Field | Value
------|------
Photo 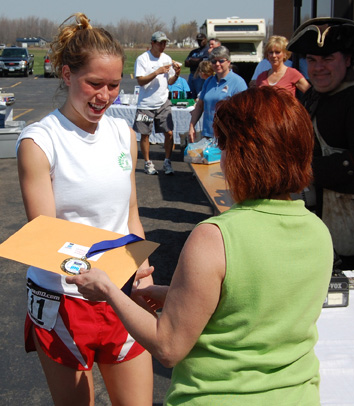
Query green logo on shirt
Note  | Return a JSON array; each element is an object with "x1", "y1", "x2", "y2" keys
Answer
[{"x1": 118, "y1": 152, "x2": 131, "y2": 171}]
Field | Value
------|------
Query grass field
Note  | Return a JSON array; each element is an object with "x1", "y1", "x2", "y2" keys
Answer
[
  {"x1": 30, "y1": 48, "x2": 191, "y2": 76},
  {"x1": 31, "y1": 48, "x2": 47, "y2": 75}
]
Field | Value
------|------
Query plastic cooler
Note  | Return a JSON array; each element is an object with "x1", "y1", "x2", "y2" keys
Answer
[{"x1": 0, "y1": 121, "x2": 26, "y2": 158}]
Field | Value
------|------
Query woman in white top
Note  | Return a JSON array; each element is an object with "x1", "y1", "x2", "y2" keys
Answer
[{"x1": 16, "y1": 13, "x2": 153, "y2": 406}]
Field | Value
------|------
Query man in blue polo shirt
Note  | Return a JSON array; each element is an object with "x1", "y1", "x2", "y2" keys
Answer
[{"x1": 189, "y1": 46, "x2": 247, "y2": 142}]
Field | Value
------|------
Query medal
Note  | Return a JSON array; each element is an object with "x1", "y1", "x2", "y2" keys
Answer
[
  {"x1": 60, "y1": 234, "x2": 143, "y2": 275},
  {"x1": 61, "y1": 257, "x2": 91, "y2": 275}
]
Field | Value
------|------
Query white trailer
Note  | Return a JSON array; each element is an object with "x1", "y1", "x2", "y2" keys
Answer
[{"x1": 200, "y1": 17, "x2": 266, "y2": 83}]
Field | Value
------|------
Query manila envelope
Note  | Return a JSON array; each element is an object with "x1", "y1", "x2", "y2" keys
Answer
[{"x1": 0, "y1": 215, "x2": 159, "y2": 289}]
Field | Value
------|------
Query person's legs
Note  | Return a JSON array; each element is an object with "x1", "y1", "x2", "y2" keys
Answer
[
  {"x1": 140, "y1": 134, "x2": 158, "y2": 174},
  {"x1": 99, "y1": 351, "x2": 153, "y2": 406},
  {"x1": 140, "y1": 134, "x2": 150, "y2": 162},
  {"x1": 33, "y1": 328, "x2": 95, "y2": 406},
  {"x1": 133, "y1": 109, "x2": 159, "y2": 174},
  {"x1": 155, "y1": 101, "x2": 174, "y2": 174},
  {"x1": 163, "y1": 132, "x2": 174, "y2": 174},
  {"x1": 164, "y1": 131, "x2": 173, "y2": 160}
]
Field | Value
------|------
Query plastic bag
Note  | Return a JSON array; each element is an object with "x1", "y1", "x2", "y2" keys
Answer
[{"x1": 184, "y1": 138, "x2": 221, "y2": 164}]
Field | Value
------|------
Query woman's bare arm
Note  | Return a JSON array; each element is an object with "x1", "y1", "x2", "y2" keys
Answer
[
  {"x1": 17, "y1": 138, "x2": 56, "y2": 221},
  {"x1": 67, "y1": 222, "x2": 226, "y2": 368}
]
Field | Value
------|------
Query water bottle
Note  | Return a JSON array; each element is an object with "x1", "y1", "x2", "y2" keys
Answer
[{"x1": 115, "y1": 89, "x2": 125, "y2": 105}]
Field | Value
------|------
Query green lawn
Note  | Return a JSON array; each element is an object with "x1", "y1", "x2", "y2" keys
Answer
[
  {"x1": 30, "y1": 47, "x2": 191, "y2": 77},
  {"x1": 31, "y1": 48, "x2": 47, "y2": 75}
]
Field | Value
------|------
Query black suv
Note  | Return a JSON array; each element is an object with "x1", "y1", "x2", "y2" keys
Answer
[{"x1": 0, "y1": 47, "x2": 34, "y2": 77}]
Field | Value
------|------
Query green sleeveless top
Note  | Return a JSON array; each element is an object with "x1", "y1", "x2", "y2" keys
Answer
[{"x1": 165, "y1": 199, "x2": 332, "y2": 406}]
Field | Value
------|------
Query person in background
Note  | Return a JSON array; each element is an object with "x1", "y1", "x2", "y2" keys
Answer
[
  {"x1": 133, "y1": 31, "x2": 181, "y2": 175},
  {"x1": 256, "y1": 35, "x2": 310, "y2": 97},
  {"x1": 208, "y1": 37, "x2": 221, "y2": 53},
  {"x1": 249, "y1": 57, "x2": 308, "y2": 88},
  {"x1": 68, "y1": 87, "x2": 333, "y2": 406},
  {"x1": 288, "y1": 17, "x2": 354, "y2": 268},
  {"x1": 185, "y1": 33, "x2": 209, "y2": 98},
  {"x1": 168, "y1": 75, "x2": 190, "y2": 98},
  {"x1": 193, "y1": 60, "x2": 215, "y2": 103},
  {"x1": 189, "y1": 46, "x2": 247, "y2": 143},
  {"x1": 194, "y1": 60, "x2": 214, "y2": 81},
  {"x1": 16, "y1": 13, "x2": 154, "y2": 406},
  {"x1": 249, "y1": 57, "x2": 293, "y2": 87}
]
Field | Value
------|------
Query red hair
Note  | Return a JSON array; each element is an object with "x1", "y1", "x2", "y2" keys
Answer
[{"x1": 213, "y1": 87, "x2": 314, "y2": 203}]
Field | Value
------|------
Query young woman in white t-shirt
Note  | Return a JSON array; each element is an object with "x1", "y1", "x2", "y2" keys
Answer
[{"x1": 16, "y1": 13, "x2": 153, "y2": 406}]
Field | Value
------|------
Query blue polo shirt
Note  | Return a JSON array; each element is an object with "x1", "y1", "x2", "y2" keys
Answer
[
  {"x1": 168, "y1": 77, "x2": 191, "y2": 93},
  {"x1": 200, "y1": 71, "x2": 247, "y2": 137}
]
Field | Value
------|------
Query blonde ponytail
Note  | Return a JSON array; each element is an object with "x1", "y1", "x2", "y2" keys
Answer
[{"x1": 50, "y1": 12, "x2": 124, "y2": 79}]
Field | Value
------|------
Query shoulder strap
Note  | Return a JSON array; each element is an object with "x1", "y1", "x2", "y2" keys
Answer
[{"x1": 313, "y1": 116, "x2": 345, "y2": 156}]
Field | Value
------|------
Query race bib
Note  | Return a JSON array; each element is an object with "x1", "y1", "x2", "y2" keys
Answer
[
  {"x1": 27, "y1": 279, "x2": 62, "y2": 330},
  {"x1": 136, "y1": 113, "x2": 153, "y2": 123}
]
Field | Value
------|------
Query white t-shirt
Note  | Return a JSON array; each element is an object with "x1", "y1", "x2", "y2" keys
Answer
[
  {"x1": 134, "y1": 50, "x2": 175, "y2": 110},
  {"x1": 16, "y1": 110, "x2": 133, "y2": 297}
]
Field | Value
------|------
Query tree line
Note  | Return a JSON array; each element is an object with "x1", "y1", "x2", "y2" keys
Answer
[{"x1": 0, "y1": 15, "x2": 200, "y2": 47}]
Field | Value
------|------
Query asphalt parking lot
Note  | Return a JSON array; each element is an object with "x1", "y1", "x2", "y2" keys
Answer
[{"x1": 0, "y1": 74, "x2": 213, "y2": 405}]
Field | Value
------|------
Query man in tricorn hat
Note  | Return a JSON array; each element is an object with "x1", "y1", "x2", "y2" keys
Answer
[{"x1": 288, "y1": 17, "x2": 354, "y2": 268}]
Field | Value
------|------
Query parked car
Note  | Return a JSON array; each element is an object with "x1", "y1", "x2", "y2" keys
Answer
[
  {"x1": 0, "y1": 47, "x2": 34, "y2": 77},
  {"x1": 44, "y1": 52, "x2": 55, "y2": 78}
]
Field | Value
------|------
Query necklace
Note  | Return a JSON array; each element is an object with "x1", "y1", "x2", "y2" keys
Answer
[{"x1": 267, "y1": 66, "x2": 287, "y2": 86}]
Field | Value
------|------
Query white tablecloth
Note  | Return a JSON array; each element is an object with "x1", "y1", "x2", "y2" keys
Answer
[
  {"x1": 106, "y1": 104, "x2": 202, "y2": 144},
  {"x1": 316, "y1": 290, "x2": 354, "y2": 405}
]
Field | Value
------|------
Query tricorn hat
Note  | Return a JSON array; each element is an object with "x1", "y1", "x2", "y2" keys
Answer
[{"x1": 287, "y1": 17, "x2": 354, "y2": 55}]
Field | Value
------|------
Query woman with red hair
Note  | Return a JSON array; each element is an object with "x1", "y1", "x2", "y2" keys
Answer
[{"x1": 68, "y1": 87, "x2": 333, "y2": 406}]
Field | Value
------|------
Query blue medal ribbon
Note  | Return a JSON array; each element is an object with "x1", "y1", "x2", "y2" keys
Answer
[{"x1": 85, "y1": 234, "x2": 143, "y2": 259}]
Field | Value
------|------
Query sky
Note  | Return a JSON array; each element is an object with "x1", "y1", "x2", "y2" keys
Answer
[{"x1": 1, "y1": 0, "x2": 274, "y2": 27}]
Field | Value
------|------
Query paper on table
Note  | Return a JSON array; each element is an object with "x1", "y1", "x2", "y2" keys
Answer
[{"x1": 0, "y1": 215, "x2": 159, "y2": 289}]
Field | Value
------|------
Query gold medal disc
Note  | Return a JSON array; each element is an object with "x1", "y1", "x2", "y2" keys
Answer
[{"x1": 60, "y1": 257, "x2": 91, "y2": 275}]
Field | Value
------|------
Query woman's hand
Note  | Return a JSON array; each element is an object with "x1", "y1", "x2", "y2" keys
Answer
[
  {"x1": 189, "y1": 125, "x2": 196, "y2": 143},
  {"x1": 134, "y1": 285, "x2": 169, "y2": 313},
  {"x1": 134, "y1": 265, "x2": 154, "y2": 287},
  {"x1": 131, "y1": 266, "x2": 168, "y2": 316},
  {"x1": 66, "y1": 268, "x2": 112, "y2": 301},
  {"x1": 188, "y1": 99, "x2": 204, "y2": 143}
]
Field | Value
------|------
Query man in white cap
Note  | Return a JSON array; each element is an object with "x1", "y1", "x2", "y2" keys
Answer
[
  {"x1": 288, "y1": 17, "x2": 354, "y2": 268},
  {"x1": 133, "y1": 31, "x2": 181, "y2": 175}
]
